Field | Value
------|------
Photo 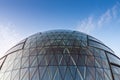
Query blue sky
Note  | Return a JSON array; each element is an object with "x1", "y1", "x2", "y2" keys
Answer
[{"x1": 0, "y1": 0, "x2": 120, "y2": 57}]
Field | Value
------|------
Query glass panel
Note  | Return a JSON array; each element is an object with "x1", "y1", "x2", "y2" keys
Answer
[
  {"x1": 95, "y1": 57, "x2": 102, "y2": 68},
  {"x1": 30, "y1": 68, "x2": 39, "y2": 80},
  {"x1": 1, "y1": 52, "x2": 16, "y2": 72},
  {"x1": 77, "y1": 54, "x2": 86, "y2": 66},
  {"x1": 88, "y1": 36, "x2": 103, "y2": 44},
  {"x1": 89, "y1": 40, "x2": 113, "y2": 53},
  {"x1": 104, "y1": 69, "x2": 112, "y2": 80},
  {"x1": 11, "y1": 70, "x2": 19, "y2": 80},
  {"x1": 111, "y1": 65, "x2": 120, "y2": 80},
  {"x1": 3, "y1": 71, "x2": 11, "y2": 80},
  {"x1": 102, "y1": 59, "x2": 109, "y2": 69},
  {"x1": 86, "y1": 56, "x2": 95, "y2": 66},
  {"x1": 29, "y1": 42, "x2": 36, "y2": 48},
  {"x1": 69, "y1": 54, "x2": 78, "y2": 65},
  {"x1": 114, "y1": 74, "x2": 120, "y2": 80},
  {"x1": 77, "y1": 66, "x2": 86, "y2": 79},
  {"x1": 0, "y1": 73, "x2": 4, "y2": 80},
  {"x1": 48, "y1": 66, "x2": 57, "y2": 79},
  {"x1": 13, "y1": 58, "x2": 21, "y2": 69},
  {"x1": 20, "y1": 68, "x2": 29, "y2": 80},
  {"x1": 30, "y1": 56, "x2": 38, "y2": 67},
  {"x1": 29, "y1": 48, "x2": 37, "y2": 56},
  {"x1": 39, "y1": 66, "x2": 47, "y2": 79},
  {"x1": 53, "y1": 68, "x2": 62, "y2": 80},
  {"x1": 49, "y1": 55, "x2": 57, "y2": 65},
  {"x1": 111, "y1": 65, "x2": 120, "y2": 74},
  {"x1": 64, "y1": 67, "x2": 73, "y2": 80},
  {"x1": 21, "y1": 57, "x2": 29, "y2": 68},
  {"x1": 107, "y1": 53, "x2": 120, "y2": 66},
  {"x1": 38, "y1": 55, "x2": 45, "y2": 66},
  {"x1": 22, "y1": 49, "x2": 29, "y2": 57},
  {"x1": 96, "y1": 68, "x2": 104, "y2": 80},
  {"x1": 58, "y1": 66, "x2": 67, "y2": 79},
  {"x1": 6, "y1": 43, "x2": 24, "y2": 54},
  {"x1": 85, "y1": 67, "x2": 95, "y2": 80},
  {"x1": 15, "y1": 50, "x2": 22, "y2": 59},
  {"x1": 69, "y1": 66, "x2": 77, "y2": 79}
]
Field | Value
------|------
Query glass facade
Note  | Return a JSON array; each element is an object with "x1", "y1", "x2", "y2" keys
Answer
[{"x1": 0, "y1": 30, "x2": 120, "y2": 80}]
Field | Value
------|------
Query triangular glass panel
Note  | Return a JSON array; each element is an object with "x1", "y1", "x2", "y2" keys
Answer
[
  {"x1": 64, "y1": 67, "x2": 73, "y2": 80},
  {"x1": 58, "y1": 35, "x2": 62, "y2": 39},
  {"x1": 70, "y1": 55, "x2": 78, "y2": 65},
  {"x1": 95, "y1": 57, "x2": 102, "y2": 68},
  {"x1": 64, "y1": 54, "x2": 72, "y2": 65},
  {"x1": 30, "y1": 56, "x2": 38, "y2": 67},
  {"x1": 58, "y1": 66, "x2": 67, "y2": 79},
  {"x1": 85, "y1": 67, "x2": 95, "y2": 80},
  {"x1": 63, "y1": 40, "x2": 68, "y2": 45},
  {"x1": 38, "y1": 48, "x2": 46, "y2": 55},
  {"x1": 96, "y1": 68, "x2": 104, "y2": 80},
  {"x1": 75, "y1": 69, "x2": 83, "y2": 80},
  {"x1": 39, "y1": 55, "x2": 48, "y2": 66},
  {"x1": 77, "y1": 54, "x2": 85, "y2": 66},
  {"x1": 63, "y1": 48, "x2": 70, "y2": 54},
  {"x1": 102, "y1": 59, "x2": 109, "y2": 69},
  {"x1": 20, "y1": 68, "x2": 29, "y2": 80},
  {"x1": 49, "y1": 55, "x2": 57, "y2": 65},
  {"x1": 39, "y1": 66, "x2": 47, "y2": 79},
  {"x1": 104, "y1": 69, "x2": 112, "y2": 80},
  {"x1": 45, "y1": 54, "x2": 53, "y2": 65},
  {"x1": 86, "y1": 56, "x2": 95, "y2": 66},
  {"x1": 78, "y1": 66, "x2": 86, "y2": 79},
  {"x1": 38, "y1": 55, "x2": 45, "y2": 66},
  {"x1": 30, "y1": 68, "x2": 36, "y2": 79},
  {"x1": 59, "y1": 54, "x2": 67, "y2": 65},
  {"x1": 22, "y1": 49, "x2": 29, "y2": 57},
  {"x1": 11, "y1": 70, "x2": 19, "y2": 80},
  {"x1": 69, "y1": 66, "x2": 77, "y2": 79},
  {"x1": 21, "y1": 57, "x2": 29, "y2": 68},
  {"x1": 13, "y1": 58, "x2": 21, "y2": 69},
  {"x1": 42, "y1": 67, "x2": 51, "y2": 80},
  {"x1": 29, "y1": 68, "x2": 39, "y2": 79},
  {"x1": 48, "y1": 66, "x2": 57, "y2": 79},
  {"x1": 29, "y1": 48, "x2": 37, "y2": 56},
  {"x1": 53, "y1": 69, "x2": 62, "y2": 80}
]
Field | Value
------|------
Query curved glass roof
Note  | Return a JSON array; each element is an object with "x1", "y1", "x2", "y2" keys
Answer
[
  {"x1": 0, "y1": 30, "x2": 120, "y2": 80},
  {"x1": 3, "y1": 30, "x2": 114, "y2": 57}
]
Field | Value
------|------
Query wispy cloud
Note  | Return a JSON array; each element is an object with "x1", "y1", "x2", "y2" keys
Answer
[
  {"x1": 76, "y1": 2, "x2": 120, "y2": 34},
  {"x1": 0, "y1": 23, "x2": 22, "y2": 57}
]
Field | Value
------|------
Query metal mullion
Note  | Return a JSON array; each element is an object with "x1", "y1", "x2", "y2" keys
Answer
[{"x1": 105, "y1": 51, "x2": 114, "y2": 80}]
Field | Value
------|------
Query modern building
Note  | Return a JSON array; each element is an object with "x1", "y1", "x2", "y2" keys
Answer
[{"x1": 0, "y1": 30, "x2": 120, "y2": 80}]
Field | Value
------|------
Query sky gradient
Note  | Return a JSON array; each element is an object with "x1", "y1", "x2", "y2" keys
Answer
[{"x1": 0, "y1": 0, "x2": 120, "y2": 57}]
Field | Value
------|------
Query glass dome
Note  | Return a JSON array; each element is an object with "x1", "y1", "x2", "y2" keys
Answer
[{"x1": 0, "y1": 30, "x2": 120, "y2": 80}]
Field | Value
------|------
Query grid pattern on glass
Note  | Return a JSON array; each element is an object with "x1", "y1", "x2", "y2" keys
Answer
[
  {"x1": 88, "y1": 40, "x2": 114, "y2": 53},
  {"x1": 0, "y1": 47, "x2": 112, "y2": 80},
  {"x1": 0, "y1": 30, "x2": 118, "y2": 80},
  {"x1": 107, "y1": 53, "x2": 120, "y2": 66},
  {"x1": 111, "y1": 65, "x2": 120, "y2": 80},
  {"x1": 24, "y1": 30, "x2": 87, "y2": 49}
]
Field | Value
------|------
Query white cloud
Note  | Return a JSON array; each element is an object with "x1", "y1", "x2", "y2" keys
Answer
[
  {"x1": 97, "y1": 9, "x2": 112, "y2": 27},
  {"x1": 76, "y1": 2, "x2": 120, "y2": 34},
  {"x1": 0, "y1": 23, "x2": 22, "y2": 58},
  {"x1": 111, "y1": 2, "x2": 120, "y2": 18},
  {"x1": 77, "y1": 16, "x2": 95, "y2": 34}
]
